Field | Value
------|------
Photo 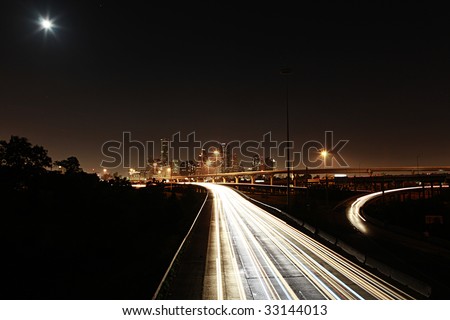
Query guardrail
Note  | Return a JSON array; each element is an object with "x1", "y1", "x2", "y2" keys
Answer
[{"x1": 152, "y1": 188, "x2": 209, "y2": 299}]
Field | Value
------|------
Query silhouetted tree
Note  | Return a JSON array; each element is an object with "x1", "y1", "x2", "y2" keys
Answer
[
  {"x1": 0, "y1": 136, "x2": 52, "y2": 170},
  {"x1": 55, "y1": 156, "x2": 82, "y2": 174},
  {"x1": 108, "y1": 175, "x2": 132, "y2": 188}
]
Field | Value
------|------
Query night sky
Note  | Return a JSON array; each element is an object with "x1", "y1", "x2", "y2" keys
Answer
[{"x1": 1, "y1": 1, "x2": 449, "y2": 174}]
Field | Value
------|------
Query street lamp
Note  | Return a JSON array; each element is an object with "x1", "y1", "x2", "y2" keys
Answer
[
  {"x1": 280, "y1": 67, "x2": 293, "y2": 211},
  {"x1": 416, "y1": 152, "x2": 422, "y2": 174},
  {"x1": 167, "y1": 167, "x2": 172, "y2": 190},
  {"x1": 321, "y1": 150, "x2": 329, "y2": 205},
  {"x1": 320, "y1": 150, "x2": 328, "y2": 177},
  {"x1": 101, "y1": 168, "x2": 108, "y2": 180}
]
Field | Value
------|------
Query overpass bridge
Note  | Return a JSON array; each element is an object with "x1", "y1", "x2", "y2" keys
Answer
[{"x1": 169, "y1": 166, "x2": 450, "y2": 186}]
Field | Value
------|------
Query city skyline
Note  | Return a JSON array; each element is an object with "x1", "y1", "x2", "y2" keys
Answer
[
  {"x1": 101, "y1": 131, "x2": 340, "y2": 173},
  {"x1": 1, "y1": 2, "x2": 449, "y2": 174}
]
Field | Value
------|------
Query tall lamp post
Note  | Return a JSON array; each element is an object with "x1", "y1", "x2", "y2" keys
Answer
[
  {"x1": 281, "y1": 67, "x2": 293, "y2": 212},
  {"x1": 321, "y1": 150, "x2": 329, "y2": 205},
  {"x1": 416, "y1": 153, "x2": 422, "y2": 174}
]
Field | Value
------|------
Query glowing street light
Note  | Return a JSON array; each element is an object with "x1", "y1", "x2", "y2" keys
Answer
[
  {"x1": 280, "y1": 66, "x2": 293, "y2": 211},
  {"x1": 101, "y1": 168, "x2": 108, "y2": 180},
  {"x1": 321, "y1": 150, "x2": 329, "y2": 205},
  {"x1": 167, "y1": 167, "x2": 172, "y2": 190},
  {"x1": 320, "y1": 149, "x2": 329, "y2": 171}
]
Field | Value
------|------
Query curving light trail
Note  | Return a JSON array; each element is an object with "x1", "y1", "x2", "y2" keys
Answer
[
  {"x1": 199, "y1": 183, "x2": 413, "y2": 300},
  {"x1": 347, "y1": 186, "x2": 447, "y2": 234}
]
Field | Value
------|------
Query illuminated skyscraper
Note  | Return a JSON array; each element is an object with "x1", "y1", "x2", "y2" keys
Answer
[
  {"x1": 223, "y1": 142, "x2": 233, "y2": 172},
  {"x1": 160, "y1": 138, "x2": 169, "y2": 166}
]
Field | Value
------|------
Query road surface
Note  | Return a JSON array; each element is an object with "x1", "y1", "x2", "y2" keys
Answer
[{"x1": 198, "y1": 183, "x2": 413, "y2": 300}]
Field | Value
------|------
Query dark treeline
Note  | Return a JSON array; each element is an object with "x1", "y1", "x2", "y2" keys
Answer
[{"x1": 0, "y1": 136, "x2": 205, "y2": 299}]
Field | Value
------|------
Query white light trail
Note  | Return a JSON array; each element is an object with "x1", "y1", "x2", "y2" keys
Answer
[
  {"x1": 347, "y1": 186, "x2": 445, "y2": 234},
  {"x1": 199, "y1": 183, "x2": 413, "y2": 300}
]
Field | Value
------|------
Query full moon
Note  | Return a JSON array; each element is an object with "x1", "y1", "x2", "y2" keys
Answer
[{"x1": 41, "y1": 19, "x2": 53, "y2": 30}]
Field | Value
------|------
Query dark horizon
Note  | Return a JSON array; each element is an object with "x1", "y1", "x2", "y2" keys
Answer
[{"x1": 1, "y1": 1, "x2": 449, "y2": 175}]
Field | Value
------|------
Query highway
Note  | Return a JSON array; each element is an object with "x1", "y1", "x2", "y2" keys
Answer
[{"x1": 198, "y1": 183, "x2": 413, "y2": 300}]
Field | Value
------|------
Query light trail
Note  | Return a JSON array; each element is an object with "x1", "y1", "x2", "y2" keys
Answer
[
  {"x1": 347, "y1": 186, "x2": 447, "y2": 234},
  {"x1": 199, "y1": 183, "x2": 413, "y2": 300},
  {"x1": 214, "y1": 193, "x2": 223, "y2": 300}
]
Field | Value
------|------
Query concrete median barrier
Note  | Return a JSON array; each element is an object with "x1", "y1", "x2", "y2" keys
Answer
[
  {"x1": 336, "y1": 240, "x2": 366, "y2": 263},
  {"x1": 317, "y1": 229, "x2": 337, "y2": 246},
  {"x1": 364, "y1": 256, "x2": 393, "y2": 277},
  {"x1": 303, "y1": 223, "x2": 316, "y2": 235},
  {"x1": 390, "y1": 269, "x2": 432, "y2": 298}
]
